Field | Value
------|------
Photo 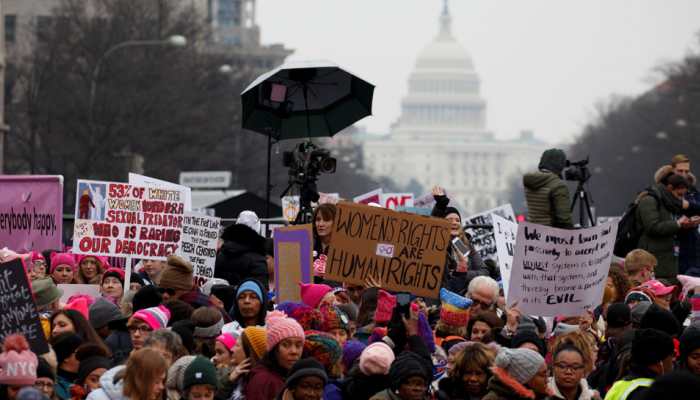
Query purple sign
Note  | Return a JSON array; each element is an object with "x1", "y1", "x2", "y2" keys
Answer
[
  {"x1": 274, "y1": 225, "x2": 313, "y2": 303},
  {"x1": 0, "y1": 176, "x2": 63, "y2": 252}
]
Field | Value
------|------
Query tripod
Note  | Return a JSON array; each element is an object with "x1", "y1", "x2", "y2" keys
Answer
[{"x1": 570, "y1": 180, "x2": 595, "y2": 227}]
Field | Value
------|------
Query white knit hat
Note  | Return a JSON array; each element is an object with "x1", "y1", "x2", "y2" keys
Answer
[
  {"x1": 494, "y1": 348, "x2": 545, "y2": 384},
  {"x1": 236, "y1": 210, "x2": 261, "y2": 234}
]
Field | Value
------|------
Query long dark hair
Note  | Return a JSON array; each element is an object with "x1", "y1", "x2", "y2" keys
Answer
[
  {"x1": 260, "y1": 345, "x2": 290, "y2": 378},
  {"x1": 50, "y1": 309, "x2": 108, "y2": 353}
]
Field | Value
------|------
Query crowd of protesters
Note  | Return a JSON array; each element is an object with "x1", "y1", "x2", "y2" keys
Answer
[{"x1": 2, "y1": 152, "x2": 700, "y2": 400}]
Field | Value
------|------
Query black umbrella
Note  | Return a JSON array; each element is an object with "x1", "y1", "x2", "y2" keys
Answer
[{"x1": 240, "y1": 60, "x2": 375, "y2": 223}]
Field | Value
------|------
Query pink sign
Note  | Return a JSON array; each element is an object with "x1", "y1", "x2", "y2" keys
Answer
[{"x1": 0, "y1": 175, "x2": 63, "y2": 252}]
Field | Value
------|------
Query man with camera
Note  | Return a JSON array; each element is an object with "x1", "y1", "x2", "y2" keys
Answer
[{"x1": 523, "y1": 148, "x2": 573, "y2": 229}]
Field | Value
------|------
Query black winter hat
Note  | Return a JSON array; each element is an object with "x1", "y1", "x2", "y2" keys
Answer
[
  {"x1": 632, "y1": 328, "x2": 674, "y2": 367},
  {"x1": 680, "y1": 326, "x2": 700, "y2": 365},
  {"x1": 606, "y1": 302, "x2": 632, "y2": 329},
  {"x1": 511, "y1": 330, "x2": 547, "y2": 357},
  {"x1": 286, "y1": 358, "x2": 328, "y2": 388},
  {"x1": 132, "y1": 285, "x2": 163, "y2": 312},
  {"x1": 210, "y1": 284, "x2": 237, "y2": 314},
  {"x1": 389, "y1": 352, "x2": 432, "y2": 390},
  {"x1": 444, "y1": 207, "x2": 461, "y2": 221},
  {"x1": 538, "y1": 148, "x2": 567, "y2": 175},
  {"x1": 77, "y1": 356, "x2": 111, "y2": 384},
  {"x1": 640, "y1": 304, "x2": 680, "y2": 337},
  {"x1": 51, "y1": 333, "x2": 83, "y2": 365},
  {"x1": 171, "y1": 319, "x2": 196, "y2": 354}
]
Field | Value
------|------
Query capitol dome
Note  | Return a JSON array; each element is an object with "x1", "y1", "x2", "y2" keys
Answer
[{"x1": 414, "y1": 7, "x2": 475, "y2": 72}]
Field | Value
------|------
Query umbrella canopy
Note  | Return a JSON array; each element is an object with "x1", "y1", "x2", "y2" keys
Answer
[{"x1": 241, "y1": 60, "x2": 374, "y2": 140}]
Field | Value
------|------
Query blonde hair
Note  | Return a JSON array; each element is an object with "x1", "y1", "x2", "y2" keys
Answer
[
  {"x1": 122, "y1": 348, "x2": 167, "y2": 400},
  {"x1": 624, "y1": 249, "x2": 657, "y2": 276}
]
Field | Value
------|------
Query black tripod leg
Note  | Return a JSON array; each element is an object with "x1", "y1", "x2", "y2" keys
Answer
[{"x1": 582, "y1": 192, "x2": 596, "y2": 227}]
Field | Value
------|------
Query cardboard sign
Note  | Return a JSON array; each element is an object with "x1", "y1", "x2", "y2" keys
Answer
[
  {"x1": 353, "y1": 189, "x2": 382, "y2": 205},
  {"x1": 274, "y1": 225, "x2": 313, "y2": 303},
  {"x1": 507, "y1": 221, "x2": 617, "y2": 317},
  {"x1": 58, "y1": 284, "x2": 101, "y2": 304},
  {"x1": 325, "y1": 203, "x2": 451, "y2": 298},
  {"x1": 72, "y1": 179, "x2": 186, "y2": 260},
  {"x1": 0, "y1": 259, "x2": 49, "y2": 354},
  {"x1": 176, "y1": 213, "x2": 221, "y2": 287},
  {"x1": 129, "y1": 173, "x2": 192, "y2": 212},
  {"x1": 492, "y1": 214, "x2": 517, "y2": 303},
  {"x1": 380, "y1": 193, "x2": 414, "y2": 210},
  {"x1": 464, "y1": 204, "x2": 516, "y2": 261},
  {"x1": 282, "y1": 196, "x2": 300, "y2": 222},
  {"x1": 0, "y1": 175, "x2": 63, "y2": 252}
]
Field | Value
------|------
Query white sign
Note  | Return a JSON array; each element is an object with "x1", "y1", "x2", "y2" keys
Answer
[
  {"x1": 58, "y1": 284, "x2": 101, "y2": 304},
  {"x1": 179, "y1": 171, "x2": 232, "y2": 189},
  {"x1": 282, "y1": 196, "x2": 300, "y2": 222},
  {"x1": 129, "y1": 173, "x2": 192, "y2": 212},
  {"x1": 492, "y1": 214, "x2": 517, "y2": 303},
  {"x1": 413, "y1": 190, "x2": 449, "y2": 209},
  {"x1": 353, "y1": 188, "x2": 383, "y2": 205},
  {"x1": 508, "y1": 221, "x2": 617, "y2": 317},
  {"x1": 380, "y1": 193, "x2": 414, "y2": 210},
  {"x1": 176, "y1": 212, "x2": 221, "y2": 287},
  {"x1": 317, "y1": 193, "x2": 340, "y2": 205},
  {"x1": 464, "y1": 204, "x2": 516, "y2": 261}
]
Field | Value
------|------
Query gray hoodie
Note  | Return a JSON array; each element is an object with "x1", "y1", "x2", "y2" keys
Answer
[{"x1": 86, "y1": 366, "x2": 127, "y2": 400}]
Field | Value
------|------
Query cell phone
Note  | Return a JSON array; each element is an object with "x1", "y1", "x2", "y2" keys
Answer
[
  {"x1": 451, "y1": 237, "x2": 471, "y2": 258},
  {"x1": 396, "y1": 292, "x2": 411, "y2": 318}
]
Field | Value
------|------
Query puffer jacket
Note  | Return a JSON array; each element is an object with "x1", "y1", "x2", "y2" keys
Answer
[
  {"x1": 482, "y1": 367, "x2": 549, "y2": 400},
  {"x1": 523, "y1": 172, "x2": 572, "y2": 229},
  {"x1": 636, "y1": 183, "x2": 683, "y2": 280},
  {"x1": 86, "y1": 366, "x2": 126, "y2": 400},
  {"x1": 215, "y1": 224, "x2": 269, "y2": 289}
]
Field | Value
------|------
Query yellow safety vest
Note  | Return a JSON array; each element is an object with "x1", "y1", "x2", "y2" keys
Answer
[{"x1": 604, "y1": 378, "x2": 653, "y2": 400}]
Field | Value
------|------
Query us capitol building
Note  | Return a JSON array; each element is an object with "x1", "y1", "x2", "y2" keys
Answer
[{"x1": 360, "y1": 2, "x2": 547, "y2": 215}]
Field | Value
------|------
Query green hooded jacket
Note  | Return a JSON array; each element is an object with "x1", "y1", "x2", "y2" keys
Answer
[
  {"x1": 523, "y1": 149, "x2": 573, "y2": 229},
  {"x1": 635, "y1": 183, "x2": 682, "y2": 279}
]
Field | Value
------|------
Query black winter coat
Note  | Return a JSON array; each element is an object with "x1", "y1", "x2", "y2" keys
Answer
[{"x1": 215, "y1": 224, "x2": 269, "y2": 290}]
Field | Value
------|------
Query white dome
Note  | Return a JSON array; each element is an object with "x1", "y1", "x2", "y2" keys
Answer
[{"x1": 415, "y1": 36, "x2": 474, "y2": 71}]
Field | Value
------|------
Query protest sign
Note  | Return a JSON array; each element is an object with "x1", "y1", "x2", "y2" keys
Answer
[
  {"x1": 380, "y1": 193, "x2": 415, "y2": 210},
  {"x1": 0, "y1": 175, "x2": 63, "y2": 252},
  {"x1": 58, "y1": 284, "x2": 101, "y2": 304},
  {"x1": 72, "y1": 179, "x2": 186, "y2": 260},
  {"x1": 274, "y1": 225, "x2": 313, "y2": 303},
  {"x1": 318, "y1": 193, "x2": 340, "y2": 205},
  {"x1": 492, "y1": 214, "x2": 517, "y2": 303},
  {"x1": 414, "y1": 189, "x2": 449, "y2": 209},
  {"x1": 0, "y1": 259, "x2": 49, "y2": 354},
  {"x1": 464, "y1": 204, "x2": 516, "y2": 261},
  {"x1": 507, "y1": 221, "x2": 617, "y2": 317},
  {"x1": 326, "y1": 203, "x2": 451, "y2": 298},
  {"x1": 129, "y1": 173, "x2": 192, "y2": 212},
  {"x1": 282, "y1": 196, "x2": 300, "y2": 222},
  {"x1": 353, "y1": 189, "x2": 382, "y2": 205},
  {"x1": 176, "y1": 212, "x2": 221, "y2": 287}
]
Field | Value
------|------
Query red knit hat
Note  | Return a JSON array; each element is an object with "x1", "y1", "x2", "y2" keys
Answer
[
  {"x1": 265, "y1": 311, "x2": 305, "y2": 351},
  {"x1": 299, "y1": 283, "x2": 333, "y2": 309},
  {"x1": 374, "y1": 290, "x2": 396, "y2": 324},
  {"x1": 0, "y1": 334, "x2": 38, "y2": 386}
]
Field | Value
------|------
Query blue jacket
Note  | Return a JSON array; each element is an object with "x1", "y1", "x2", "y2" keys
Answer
[{"x1": 680, "y1": 184, "x2": 700, "y2": 276}]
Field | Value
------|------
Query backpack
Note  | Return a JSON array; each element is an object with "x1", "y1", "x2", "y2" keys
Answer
[{"x1": 613, "y1": 189, "x2": 660, "y2": 257}]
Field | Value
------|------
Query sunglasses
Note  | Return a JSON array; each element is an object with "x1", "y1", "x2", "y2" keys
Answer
[{"x1": 157, "y1": 287, "x2": 176, "y2": 296}]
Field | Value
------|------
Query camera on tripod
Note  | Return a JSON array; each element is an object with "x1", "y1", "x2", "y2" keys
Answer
[
  {"x1": 564, "y1": 157, "x2": 591, "y2": 183},
  {"x1": 282, "y1": 142, "x2": 337, "y2": 180}
]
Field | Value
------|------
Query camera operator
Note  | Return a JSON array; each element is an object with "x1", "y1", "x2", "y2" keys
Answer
[{"x1": 523, "y1": 148, "x2": 573, "y2": 229}]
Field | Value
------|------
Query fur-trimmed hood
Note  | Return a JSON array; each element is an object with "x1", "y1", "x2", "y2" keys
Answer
[
  {"x1": 547, "y1": 376, "x2": 597, "y2": 400},
  {"x1": 654, "y1": 164, "x2": 697, "y2": 186},
  {"x1": 220, "y1": 223, "x2": 266, "y2": 254}
]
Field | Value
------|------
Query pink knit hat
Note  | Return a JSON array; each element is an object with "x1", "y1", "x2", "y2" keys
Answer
[
  {"x1": 359, "y1": 342, "x2": 395, "y2": 375},
  {"x1": 216, "y1": 333, "x2": 237, "y2": 352},
  {"x1": 30, "y1": 251, "x2": 45, "y2": 263},
  {"x1": 64, "y1": 296, "x2": 91, "y2": 319},
  {"x1": 374, "y1": 290, "x2": 397, "y2": 324},
  {"x1": 299, "y1": 283, "x2": 333, "y2": 309},
  {"x1": 77, "y1": 255, "x2": 109, "y2": 270},
  {"x1": 0, "y1": 334, "x2": 38, "y2": 386},
  {"x1": 50, "y1": 252, "x2": 76, "y2": 273},
  {"x1": 130, "y1": 305, "x2": 171, "y2": 330},
  {"x1": 265, "y1": 310, "x2": 305, "y2": 351}
]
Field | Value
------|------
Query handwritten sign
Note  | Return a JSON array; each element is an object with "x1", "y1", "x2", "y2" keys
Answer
[
  {"x1": 353, "y1": 189, "x2": 382, "y2": 205},
  {"x1": 73, "y1": 179, "x2": 186, "y2": 260},
  {"x1": 282, "y1": 196, "x2": 300, "y2": 222},
  {"x1": 507, "y1": 221, "x2": 617, "y2": 317},
  {"x1": 326, "y1": 203, "x2": 450, "y2": 298},
  {"x1": 492, "y1": 214, "x2": 517, "y2": 303},
  {"x1": 274, "y1": 225, "x2": 313, "y2": 303},
  {"x1": 177, "y1": 213, "x2": 221, "y2": 287},
  {"x1": 0, "y1": 176, "x2": 63, "y2": 252},
  {"x1": 0, "y1": 260, "x2": 49, "y2": 354},
  {"x1": 129, "y1": 173, "x2": 192, "y2": 212},
  {"x1": 380, "y1": 193, "x2": 414, "y2": 210},
  {"x1": 464, "y1": 204, "x2": 515, "y2": 261}
]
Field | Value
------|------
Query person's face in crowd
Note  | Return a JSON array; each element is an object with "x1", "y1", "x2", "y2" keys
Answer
[
  {"x1": 461, "y1": 366, "x2": 489, "y2": 396},
  {"x1": 667, "y1": 184, "x2": 688, "y2": 200},
  {"x1": 52, "y1": 314, "x2": 76, "y2": 337},
  {"x1": 518, "y1": 342, "x2": 541, "y2": 355},
  {"x1": 130, "y1": 282, "x2": 143, "y2": 292},
  {"x1": 686, "y1": 348, "x2": 700, "y2": 376},
  {"x1": 188, "y1": 384, "x2": 215, "y2": 400},
  {"x1": 128, "y1": 320, "x2": 153, "y2": 350},
  {"x1": 445, "y1": 213, "x2": 462, "y2": 237},
  {"x1": 232, "y1": 339, "x2": 246, "y2": 365},
  {"x1": 319, "y1": 292, "x2": 337, "y2": 309},
  {"x1": 397, "y1": 376, "x2": 428, "y2": 400},
  {"x1": 527, "y1": 363, "x2": 549, "y2": 395},
  {"x1": 290, "y1": 376, "x2": 325, "y2": 400},
  {"x1": 159, "y1": 287, "x2": 187, "y2": 302},
  {"x1": 213, "y1": 341, "x2": 233, "y2": 367},
  {"x1": 101, "y1": 276, "x2": 123, "y2": 299},
  {"x1": 470, "y1": 321, "x2": 491, "y2": 343},
  {"x1": 345, "y1": 284, "x2": 364, "y2": 304},
  {"x1": 34, "y1": 377, "x2": 55, "y2": 398},
  {"x1": 149, "y1": 372, "x2": 166, "y2": 400},
  {"x1": 52, "y1": 265, "x2": 74, "y2": 284},
  {"x1": 553, "y1": 350, "x2": 585, "y2": 392},
  {"x1": 148, "y1": 342, "x2": 174, "y2": 368},
  {"x1": 674, "y1": 162, "x2": 691, "y2": 179},
  {"x1": 143, "y1": 260, "x2": 166, "y2": 280},
  {"x1": 237, "y1": 291, "x2": 262, "y2": 322},
  {"x1": 80, "y1": 257, "x2": 100, "y2": 279},
  {"x1": 328, "y1": 328, "x2": 348, "y2": 347},
  {"x1": 276, "y1": 337, "x2": 304, "y2": 371},
  {"x1": 605, "y1": 277, "x2": 617, "y2": 302},
  {"x1": 334, "y1": 290, "x2": 351, "y2": 305},
  {"x1": 30, "y1": 261, "x2": 47, "y2": 280},
  {"x1": 84, "y1": 367, "x2": 107, "y2": 393},
  {"x1": 63, "y1": 351, "x2": 80, "y2": 373},
  {"x1": 315, "y1": 213, "x2": 333, "y2": 239},
  {"x1": 469, "y1": 287, "x2": 495, "y2": 312},
  {"x1": 655, "y1": 293, "x2": 672, "y2": 310}
]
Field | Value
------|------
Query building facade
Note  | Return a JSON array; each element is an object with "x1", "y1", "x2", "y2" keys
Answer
[{"x1": 361, "y1": 2, "x2": 546, "y2": 215}]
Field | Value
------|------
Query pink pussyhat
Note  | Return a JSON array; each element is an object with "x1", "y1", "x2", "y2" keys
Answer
[
  {"x1": 30, "y1": 251, "x2": 45, "y2": 263},
  {"x1": 216, "y1": 333, "x2": 237, "y2": 352},
  {"x1": 374, "y1": 290, "x2": 397, "y2": 324},
  {"x1": 50, "y1": 252, "x2": 76, "y2": 273},
  {"x1": 64, "y1": 296, "x2": 91, "y2": 319},
  {"x1": 299, "y1": 282, "x2": 333, "y2": 309}
]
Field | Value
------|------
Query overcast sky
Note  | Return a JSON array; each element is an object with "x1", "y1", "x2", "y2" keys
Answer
[{"x1": 257, "y1": 0, "x2": 700, "y2": 144}]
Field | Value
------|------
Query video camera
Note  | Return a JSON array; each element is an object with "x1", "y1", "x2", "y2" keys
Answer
[
  {"x1": 564, "y1": 157, "x2": 591, "y2": 183},
  {"x1": 283, "y1": 142, "x2": 337, "y2": 178}
]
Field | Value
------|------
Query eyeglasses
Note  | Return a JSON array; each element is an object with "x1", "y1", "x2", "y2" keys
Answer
[
  {"x1": 553, "y1": 363, "x2": 585, "y2": 372},
  {"x1": 128, "y1": 325, "x2": 153, "y2": 333},
  {"x1": 157, "y1": 287, "x2": 176, "y2": 296},
  {"x1": 470, "y1": 298, "x2": 494, "y2": 309}
]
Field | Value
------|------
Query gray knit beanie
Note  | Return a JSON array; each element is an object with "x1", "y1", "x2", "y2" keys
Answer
[{"x1": 494, "y1": 348, "x2": 544, "y2": 384}]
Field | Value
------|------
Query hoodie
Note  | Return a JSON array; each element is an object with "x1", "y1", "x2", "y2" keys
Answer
[
  {"x1": 215, "y1": 224, "x2": 269, "y2": 289},
  {"x1": 85, "y1": 366, "x2": 126, "y2": 400},
  {"x1": 523, "y1": 171, "x2": 572, "y2": 229}
]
